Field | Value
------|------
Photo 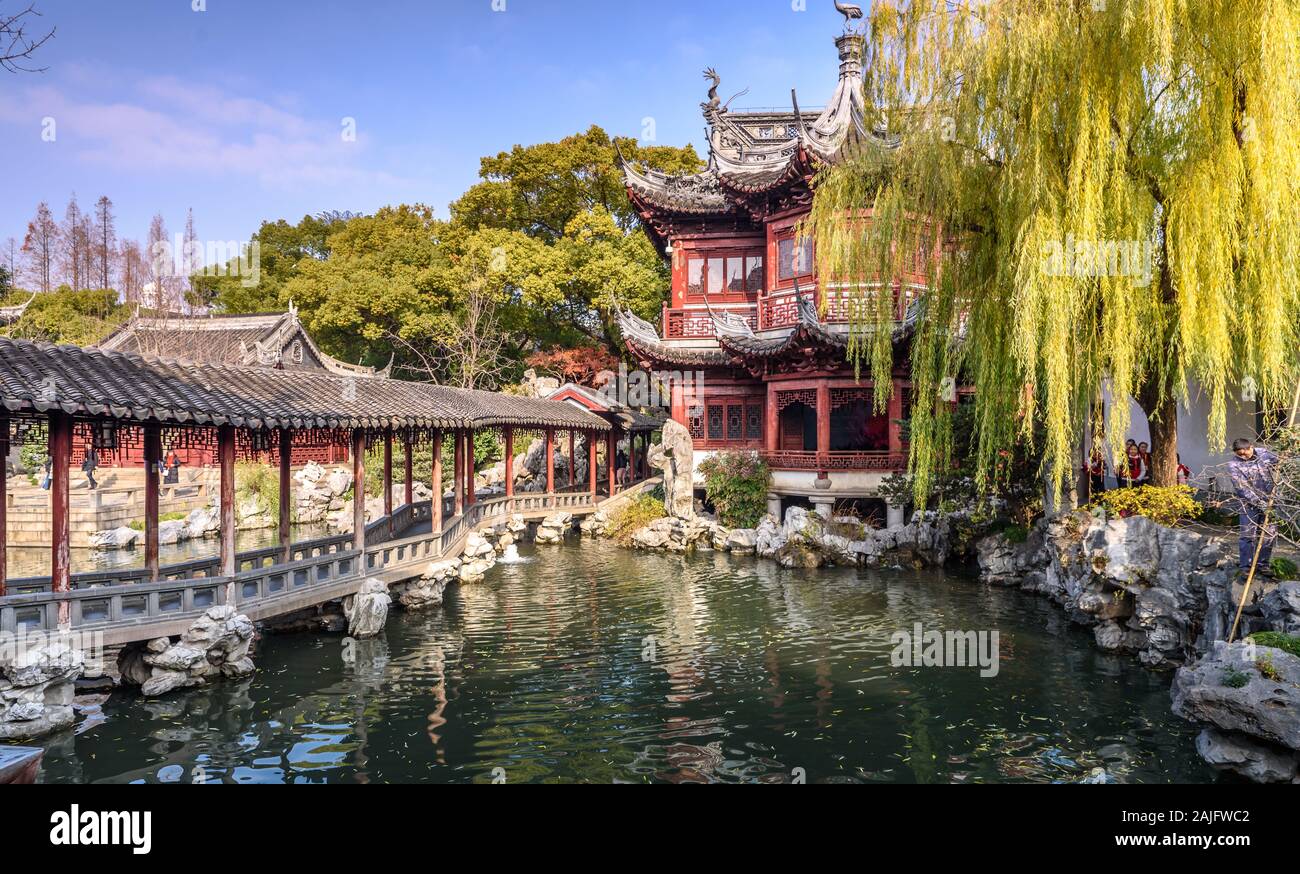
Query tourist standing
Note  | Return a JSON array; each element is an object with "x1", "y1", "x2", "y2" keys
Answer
[
  {"x1": 81, "y1": 446, "x2": 99, "y2": 490},
  {"x1": 1086, "y1": 448, "x2": 1107, "y2": 497},
  {"x1": 1122, "y1": 444, "x2": 1146, "y2": 488},
  {"x1": 164, "y1": 447, "x2": 182, "y2": 484},
  {"x1": 1176, "y1": 454, "x2": 1191, "y2": 487},
  {"x1": 1138, "y1": 442, "x2": 1152, "y2": 484},
  {"x1": 1229, "y1": 438, "x2": 1280, "y2": 578}
]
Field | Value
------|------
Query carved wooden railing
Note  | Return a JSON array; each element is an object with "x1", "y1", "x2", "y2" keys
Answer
[
  {"x1": 662, "y1": 304, "x2": 759, "y2": 338},
  {"x1": 758, "y1": 450, "x2": 906, "y2": 472},
  {"x1": 0, "y1": 491, "x2": 610, "y2": 640}
]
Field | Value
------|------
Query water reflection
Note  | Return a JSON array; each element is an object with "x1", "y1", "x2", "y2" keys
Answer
[
  {"x1": 6, "y1": 523, "x2": 334, "y2": 578},
  {"x1": 32, "y1": 541, "x2": 1212, "y2": 784}
]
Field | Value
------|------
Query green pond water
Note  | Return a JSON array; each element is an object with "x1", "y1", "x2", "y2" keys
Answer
[{"x1": 31, "y1": 540, "x2": 1212, "y2": 784}]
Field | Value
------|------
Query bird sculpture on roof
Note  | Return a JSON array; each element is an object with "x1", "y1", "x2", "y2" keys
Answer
[{"x1": 835, "y1": 0, "x2": 864, "y2": 29}]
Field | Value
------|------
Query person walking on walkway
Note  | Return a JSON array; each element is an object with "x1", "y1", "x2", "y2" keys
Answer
[
  {"x1": 81, "y1": 446, "x2": 99, "y2": 491},
  {"x1": 1229, "y1": 438, "x2": 1280, "y2": 578}
]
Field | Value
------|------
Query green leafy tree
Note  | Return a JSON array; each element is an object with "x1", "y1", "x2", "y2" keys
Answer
[
  {"x1": 805, "y1": 0, "x2": 1300, "y2": 505},
  {"x1": 1, "y1": 286, "x2": 128, "y2": 345}
]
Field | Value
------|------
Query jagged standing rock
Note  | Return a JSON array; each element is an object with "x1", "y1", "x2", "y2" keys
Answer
[
  {"x1": 344, "y1": 578, "x2": 392, "y2": 639},
  {"x1": 0, "y1": 641, "x2": 85, "y2": 741},
  {"x1": 648, "y1": 419, "x2": 694, "y2": 519},
  {"x1": 139, "y1": 606, "x2": 255, "y2": 697}
]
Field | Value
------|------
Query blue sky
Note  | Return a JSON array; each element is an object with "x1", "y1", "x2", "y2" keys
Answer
[{"x1": 1, "y1": 0, "x2": 857, "y2": 248}]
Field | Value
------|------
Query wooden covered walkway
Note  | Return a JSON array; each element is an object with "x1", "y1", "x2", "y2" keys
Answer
[{"x1": 0, "y1": 337, "x2": 661, "y2": 641}]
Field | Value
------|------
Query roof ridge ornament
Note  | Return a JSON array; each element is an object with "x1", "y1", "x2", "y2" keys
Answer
[
  {"x1": 0, "y1": 292, "x2": 37, "y2": 327},
  {"x1": 702, "y1": 295, "x2": 756, "y2": 339},
  {"x1": 834, "y1": 0, "x2": 865, "y2": 33}
]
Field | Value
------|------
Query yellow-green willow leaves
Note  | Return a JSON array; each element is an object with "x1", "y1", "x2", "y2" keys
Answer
[{"x1": 804, "y1": 0, "x2": 1300, "y2": 505}]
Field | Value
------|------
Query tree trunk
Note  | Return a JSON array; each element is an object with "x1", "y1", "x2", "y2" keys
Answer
[{"x1": 1138, "y1": 381, "x2": 1179, "y2": 487}]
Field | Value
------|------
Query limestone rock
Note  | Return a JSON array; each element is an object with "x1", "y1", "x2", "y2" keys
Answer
[
  {"x1": 89, "y1": 526, "x2": 140, "y2": 551},
  {"x1": 344, "y1": 578, "x2": 391, "y2": 639},
  {"x1": 648, "y1": 419, "x2": 694, "y2": 519},
  {"x1": 0, "y1": 641, "x2": 85, "y2": 740},
  {"x1": 137, "y1": 606, "x2": 256, "y2": 697},
  {"x1": 399, "y1": 559, "x2": 459, "y2": 610},
  {"x1": 1171, "y1": 641, "x2": 1300, "y2": 754},
  {"x1": 1195, "y1": 728, "x2": 1298, "y2": 783}
]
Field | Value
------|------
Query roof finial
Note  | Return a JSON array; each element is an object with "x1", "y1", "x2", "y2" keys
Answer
[
  {"x1": 834, "y1": 0, "x2": 864, "y2": 32},
  {"x1": 703, "y1": 68, "x2": 721, "y2": 108}
]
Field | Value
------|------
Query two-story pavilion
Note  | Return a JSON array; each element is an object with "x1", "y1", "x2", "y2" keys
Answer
[{"x1": 615, "y1": 21, "x2": 931, "y2": 519}]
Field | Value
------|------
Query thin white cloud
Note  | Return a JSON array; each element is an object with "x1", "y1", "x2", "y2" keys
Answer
[{"x1": 0, "y1": 77, "x2": 416, "y2": 192}]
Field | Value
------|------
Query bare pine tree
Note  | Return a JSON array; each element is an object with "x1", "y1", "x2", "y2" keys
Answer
[
  {"x1": 118, "y1": 239, "x2": 145, "y2": 304},
  {"x1": 59, "y1": 194, "x2": 85, "y2": 290},
  {"x1": 20, "y1": 201, "x2": 58, "y2": 292},
  {"x1": 94, "y1": 195, "x2": 115, "y2": 292}
]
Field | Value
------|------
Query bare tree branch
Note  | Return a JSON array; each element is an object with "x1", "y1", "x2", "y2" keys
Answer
[{"x1": 0, "y1": 3, "x2": 55, "y2": 74}]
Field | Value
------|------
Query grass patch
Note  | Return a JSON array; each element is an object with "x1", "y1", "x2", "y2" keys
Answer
[
  {"x1": 1247, "y1": 632, "x2": 1300, "y2": 660},
  {"x1": 606, "y1": 494, "x2": 665, "y2": 546},
  {"x1": 1270, "y1": 557, "x2": 1299, "y2": 580},
  {"x1": 126, "y1": 511, "x2": 188, "y2": 532}
]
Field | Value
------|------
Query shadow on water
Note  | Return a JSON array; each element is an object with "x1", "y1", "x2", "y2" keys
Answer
[{"x1": 31, "y1": 540, "x2": 1213, "y2": 784}]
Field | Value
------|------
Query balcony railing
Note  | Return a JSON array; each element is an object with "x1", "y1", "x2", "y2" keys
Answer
[
  {"x1": 758, "y1": 450, "x2": 906, "y2": 472},
  {"x1": 662, "y1": 304, "x2": 759, "y2": 339}
]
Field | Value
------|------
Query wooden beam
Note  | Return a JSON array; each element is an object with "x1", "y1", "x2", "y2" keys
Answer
[
  {"x1": 545, "y1": 428, "x2": 555, "y2": 495},
  {"x1": 431, "y1": 429, "x2": 443, "y2": 535},
  {"x1": 383, "y1": 429, "x2": 393, "y2": 535},
  {"x1": 403, "y1": 435, "x2": 414, "y2": 507},
  {"x1": 504, "y1": 426, "x2": 514, "y2": 499},
  {"x1": 0, "y1": 415, "x2": 7, "y2": 597},
  {"x1": 588, "y1": 431, "x2": 597, "y2": 497},
  {"x1": 453, "y1": 429, "x2": 464, "y2": 517},
  {"x1": 49, "y1": 414, "x2": 72, "y2": 629},
  {"x1": 218, "y1": 424, "x2": 237, "y2": 581},
  {"x1": 0, "y1": 415, "x2": 8, "y2": 598},
  {"x1": 352, "y1": 429, "x2": 367, "y2": 552},
  {"x1": 816, "y1": 382, "x2": 831, "y2": 459},
  {"x1": 465, "y1": 428, "x2": 475, "y2": 507},
  {"x1": 279, "y1": 429, "x2": 292, "y2": 564},
  {"x1": 607, "y1": 430, "x2": 616, "y2": 495},
  {"x1": 143, "y1": 424, "x2": 161, "y2": 581}
]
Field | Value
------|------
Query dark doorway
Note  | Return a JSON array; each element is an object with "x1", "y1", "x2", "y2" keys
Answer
[
  {"x1": 830, "y1": 399, "x2": 889, "y2": 451},
  {"x1": 779, "y1": 402, "x2": 817, "y2": 451}
]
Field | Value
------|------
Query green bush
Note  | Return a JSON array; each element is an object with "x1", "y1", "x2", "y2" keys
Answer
[
  {"x1": 127, "y1": 511, "x2": 188, "y2": 532},
  {"x1": 697, "y1": 450, "x2": 771, "y2": 529},
  {"x1": 236, "y1": 462, "x2": 281, "y2": 522},
  {"x1": 1270, "y1": 557, "x2": 1299, "y2": 580},
  {"x1": 605, "y1": 493, "x2": 665, "y2": 546},
  {"x1": 1247, "y1": 632, "x2": 1300, "y2": 660},
  {"x1": 1090, "y1": 485, "x2": 1203, "y2": 527}
]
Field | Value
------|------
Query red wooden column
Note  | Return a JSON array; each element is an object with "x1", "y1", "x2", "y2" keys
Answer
[
  {"x1": 816, "y1": 382, "x2": 831, "y2": 466},
  {"x1": 352, "y1": 428, "x2": 367, "y2": 552},
  {"x1": 0, "y1": 415, "x2": 8, "y2": 597},
  {"x1": 568, "y1": 430, "x2": 575, "y2": 486},
  {"x1": 279, "y1": 429, "x2": 293, "y2": 564},
  {"x1": 217, "y1": 424, "x2": 237, "y2": 584},
  {"x1": 545, "y1": 428, "x2": 555, "y2": 495},
  {"x1": 143, "y1": 424, "x2": 162, "y2": 581},
  {"x1": 503, "y1": 426, "x2": 515, "y2": 499},
  {"x1": 430, "y1": 429, "x2": 443, "y2": 535},
  {"x1": 765, "y1": 384, "x2": 779, "y2": 451},
  {"x1": 452, "y1": 429, "x2": 464, "y2": 517},
  {"x1": 403, "y1": 433, "x2": 414, "y2": 507},
  {"x1": 465, "y1": 428, "x2": 476, "y2": 507},
  {"x1": 606, "y1": 430, "x2": 617, "y2": 495},
  {"x1": 588, "y1": 431, "x2": 598, "y2": 497},
  {"x1": 382, "y1": 429, "x2": 394, "y2": 536},
  {"x1": 49, "y1": 413, "x2": 73, "y2": 627},
  {"x1": 888, "y1": 379, "x2": 904, "y2": 457}
]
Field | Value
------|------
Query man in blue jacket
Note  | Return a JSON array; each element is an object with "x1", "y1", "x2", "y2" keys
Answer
[{"x1": 1229, "y1": 438, "x2": 1280, "y2": 577}]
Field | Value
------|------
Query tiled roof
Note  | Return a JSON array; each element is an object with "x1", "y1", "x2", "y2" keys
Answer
[{"x1": 0, "y1": 338, "x2": 610, "y2": 432}]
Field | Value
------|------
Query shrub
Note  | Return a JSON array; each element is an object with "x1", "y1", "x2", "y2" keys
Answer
[
  {"x1": 1270, "y1": 557, "x2": 1299, "y2": 580},
  {"x1": 1247, "y1": 632, "x2": 1300, "y2": 660},
  {"x1": 697, "y1": 450, "x2": 771, "y2": 529},
  {"x1": 1003, "y1": 524, "x2": 1029, "y2": 544},
  {"x1": 605, "y1": 493, "x2": 665, "y2": 546},
  {"x1": 1256, "y1": 654, "x2": 1283, "y2": 682},
  {"x1": 127, "y1": 511, "x2": 188, "y2": 532},
  {"x1": 1090, "y1": 485, "x2": 1203, "y2": 527},
  {"x1": 1221, "y1": 665, "x2": 1250, "y2": 688},
  {"x1": 236, "y1": 462, "x2": 281, "y2": 521}
]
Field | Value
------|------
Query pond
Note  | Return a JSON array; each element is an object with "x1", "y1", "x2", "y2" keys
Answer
[{"x1": 31, "y1": 540, "x2": 1212, "y2": 784}]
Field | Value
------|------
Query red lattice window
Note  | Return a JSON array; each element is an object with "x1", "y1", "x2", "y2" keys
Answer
[{"x1": 776, "y1": 389, "x2": 817, "y2": 413}]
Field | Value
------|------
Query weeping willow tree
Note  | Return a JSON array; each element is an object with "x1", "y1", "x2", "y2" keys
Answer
[{"x1": 805, "y1": 0, "x2": 1300, "y2": 505}]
